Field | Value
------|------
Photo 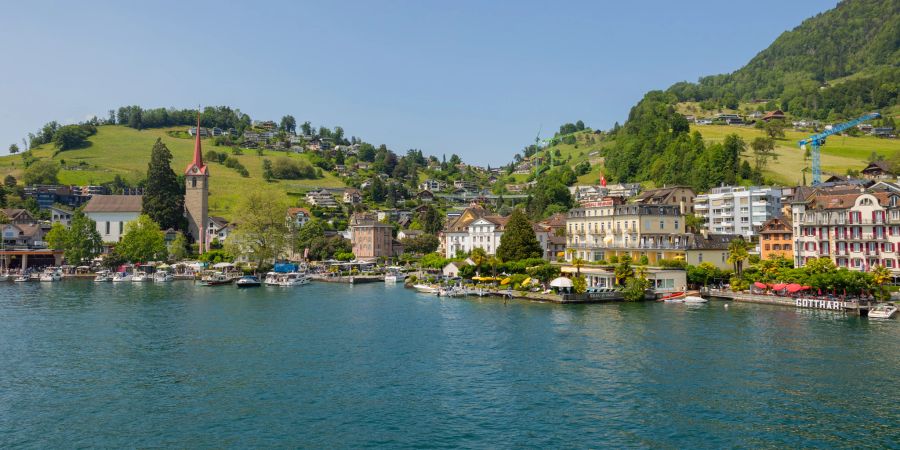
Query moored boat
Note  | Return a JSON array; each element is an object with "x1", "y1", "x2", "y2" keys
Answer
[
  {"x1": 236, "y1": 275, "x2": 261, "y2": 288},
  {"x1": 39, "y1": 268, "x2": 63, "y2": 282},
  {"x1": 131, "y1": 271, "x2": 151, "y2": 282},
  {"x1": 868, "y1": 304, "x2": 898, "y2": 319},
  {"x1": 200, "y1": 272, "x2": 233, "y2": 286},
  {"x1": 659, "y1": 291, "x2": 685, "y2": 302},
  {"x1": 683, "y1": 295, "x2": 708, "y2": 304},
  {"x1": 278, "y1": 272, "x2": 310, "y2": 286},
  {"x1": 384, "y1": 267, "x2": 406, "y2": 283},
  {"x1": 112, "y1": 272, "x2": 133, "y2": 282},
  {"x1": 413, "y1": 284, "x2": 437, "y2": 294},
  {"x1": 153, "y1": 271, "x2": 174, "y2": 282},
  {"x1": 94, "y1": 270, "x2": 113, "y2": 282}
]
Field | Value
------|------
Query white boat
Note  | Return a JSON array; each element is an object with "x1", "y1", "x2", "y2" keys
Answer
[
  {"x1": 683, "y1": 296, "x2": 708, "y2": 304},
  {"x1": 14, "y1": 274, "x2": 30, "y2": 282},
  {"x1": 153, "y1": 271, "x2": 173, "y2": 282},
  {"x1": 264, "y1": 272, "x2": 281, "y2": 286},
  {"x1": 437, "y1": 286, "x2": 466, "y2": 297},
  {"x1": 94, "y1": 270, "x2": 113, "y2": 282},
  {"x1": 663, "y1": 297, "x2": 685, "y2": 303},
  {"x1": 131, "y1": 271, "x2": 151, "y2": 282},
  {"x1": 384, "y1": 267, "x2": 406, "y2": 283},
  {"x1": 869, "y1": 304, "x2": 898, "y2": 319},
  {"x1": 278, "y1": 272, "x2": 311, "y2": 286},
  {"x1": 112, "y1": 272, "x2": 133, "y2": 282},
  {"x1": 39, "y1": 268, "x2": 62, "y2": 282},
  {"x1": 413, "y1": 284, "x2": 437, "y2": 294}
]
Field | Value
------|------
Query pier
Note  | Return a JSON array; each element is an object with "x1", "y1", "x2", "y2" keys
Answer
[{"x1": 702, "y1": 288, "x2": 872, "y2": 316}]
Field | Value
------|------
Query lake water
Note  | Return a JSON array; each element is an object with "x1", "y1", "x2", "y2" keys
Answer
[{"x1": 1, "y1": 280, "x2": 898, "y2": 448}]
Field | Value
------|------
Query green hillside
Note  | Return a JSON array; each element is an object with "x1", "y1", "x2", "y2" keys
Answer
[
  {"x1": 693, "y1": 124, "x2": 900, "y2": 184},
  {"x1": 0, "y1": 125, "x2": 345, "y2": 219},
  {"x1": 667, "y1": 0, "x2": 900, "y2": 120}
]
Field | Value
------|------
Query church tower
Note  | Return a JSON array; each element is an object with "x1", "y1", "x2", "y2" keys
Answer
[{"x1": 184, "y1": 113, "x2": 209, "y2": 253}]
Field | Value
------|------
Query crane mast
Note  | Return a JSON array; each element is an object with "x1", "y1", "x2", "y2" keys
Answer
[{"x1": 799, "y1": 112, "x2": 881, "y2": 185}]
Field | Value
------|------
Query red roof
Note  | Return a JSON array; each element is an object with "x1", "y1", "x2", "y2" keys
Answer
[{"x1": 185, "y1": 112, "x2": 208, "y2": 176}]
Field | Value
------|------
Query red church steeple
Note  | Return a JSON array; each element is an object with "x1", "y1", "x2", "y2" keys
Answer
[{"x1": 185, "y1": 111, "x2": 208, "y2": 175}]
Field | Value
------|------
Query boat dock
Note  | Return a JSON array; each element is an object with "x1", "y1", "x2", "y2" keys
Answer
[{"x1": 702, "y1": 288, "x2": 873, "y2": 316}]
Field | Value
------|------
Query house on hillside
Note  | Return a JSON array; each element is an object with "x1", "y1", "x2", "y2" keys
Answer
[
  {"x1": 306, "y1": 190, "x2": 339, "y2": 208},
  {"x1": 861, "y1": 161, "x2": 894, "y2": 180},
  {"x1": 207, "y1": 216, "x2": 233, "y2": 244},
  {"x1": 287, "y1": 207, "x2": 312, "y2": 228},
  {"x1": 761, "y1": 110, "x2": 785, "y2": 122},
  {"x1": 634, "y1": 186, "x2": 696, "y2": 214}
]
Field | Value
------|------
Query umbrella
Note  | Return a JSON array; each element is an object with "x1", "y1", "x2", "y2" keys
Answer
[
  {"x1": 550, "y1": 277, "x2": 574, "y2": 288},
  {"x1": 786, "y1": 283, "x2": 803, "y2": 293},
  {"x1": 753, "y1": 282, "x2": 767, "y2": 289},
  {"x1": 772, "y1": 283, "x2": 787, "y2": 291},
  {"x1": 521, "y1": 277, "x2": 532, "y2": 286},
  {"x1": 500, "y1": 277, "x2": 512, "y2": 286}
]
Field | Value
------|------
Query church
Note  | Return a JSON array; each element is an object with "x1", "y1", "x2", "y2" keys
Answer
[{"x1": 184, "y1": 115, "x2": 209, "y2": 253}]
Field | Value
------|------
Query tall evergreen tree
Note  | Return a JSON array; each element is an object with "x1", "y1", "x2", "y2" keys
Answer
[
  {"x1": 496, "y1": 208, "x2": 543, "y2": 261},
  {"x1": 142, "y1": 139, "x2": 185, "y2": 231}
]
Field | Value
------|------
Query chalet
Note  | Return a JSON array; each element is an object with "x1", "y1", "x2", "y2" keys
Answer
[
  {"x1": 206, "y1": 216, "x2": 233, "y2": 244},
  {"x1": 419, "y1": 179, "x2": 446, "y2": 192},
  {"x1": 342, "y1": 188, "x2": 362, "y2": 204},
  {"x1": 861, "y1": 161, "x2": 894, "y2": 180},
  {"x1": 287, "y1": 207, "x2": 312, "y2": 228},
  {"x1": 1, "y1": 223, "x2": 46, "y2": 249},
  {"x1": 761, "y1": 110, "x2": 785, "y2": 122},
  {"x1": 49, "y1": 206, "x2": 74, "y2": 227},
  {"x1": 1, "y1": 208, "x2": 36, "y2": 225},
  {"x1": 417, "y1": 190, "x2": 435, "y2": 202}
]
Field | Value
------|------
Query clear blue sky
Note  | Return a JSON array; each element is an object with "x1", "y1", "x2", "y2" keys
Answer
[{"x1": 1, "y1": 0, "x2": 838, "y2": 165}]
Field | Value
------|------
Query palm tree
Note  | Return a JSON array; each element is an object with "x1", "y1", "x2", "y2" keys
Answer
[
  {"x1": 871, "y1": 264, "x2": 891, "y2": 301},
  {"x1": 573, "y1": 257, "x2": 586, "y2": 276},
  {"x1": 488, "y1": 256, "x2": 501, "y2": 278},
  {"x1": 727, "y1": 238, "x2": 750, "y2": 276}
]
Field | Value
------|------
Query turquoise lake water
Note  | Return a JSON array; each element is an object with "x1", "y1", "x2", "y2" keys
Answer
[{"x1": 0, "y1": 281, "x2": 898, "y2": 448}]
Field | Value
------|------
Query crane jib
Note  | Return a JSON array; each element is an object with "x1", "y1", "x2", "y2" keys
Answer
[{"x1": 797, "y1": 112, "x2": 881, "y2": 185}]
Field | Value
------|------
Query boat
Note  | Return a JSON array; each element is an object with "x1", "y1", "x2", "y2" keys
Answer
[
  {"x1": 263, "y1": 272, "x2": 281, "y2": 286},
  {"x1": 658, "y1": 292, "x2": 685, "y2": 302},
  {"x1": 131, "y1": 271, "x2": 152, "y2": 282},
  {"x1": 236, "y1": 275, "x2": 261, "y2": 288},
  {"x1": 153, "y1": 271, "x2": 173, "y2": 282},
  {"x1": 112, "y1": 272, "x2": 133, "y2": 282},
  {"x1": 94, "y1": 270, "x2": 113, "y2": 282},
  {"x1": 14, "y1": 273, "x2": 30, "y2": 282},
  {"x1": 200, "y1": 272, "x2": 233, "y2": 286},
  {"x1": 278, "y1": 272, "x2": 311, "y2": 286},
  {"x1": 39, "y1": 268, "x2": 62, "y2": 282},
  {"x1": 868, "y1": 304, "x2": 898, "y2": 319},
  {"x1": 437, "y1": 286, "x2": 466, "y2": 297},
  {"x1": 684, "y1": 295, "x2": 708, "y2": 304},
  {"x1": 413, "y1": 284, "x2": 438, "y2": 294},
  {"x1": 384, "y1": 267, "x2": 406, "y2": 283}
]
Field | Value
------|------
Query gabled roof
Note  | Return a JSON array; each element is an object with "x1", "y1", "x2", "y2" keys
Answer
[
  {"x1": 635, "y1": 186, "x2": 693, "y2": 204},
  {"x1": 83, "y1": 195, "x2": 143, "y2": 213},
  {"x1": 287, "y1": 207, "x2": 311, "y2": 216},
  {"x1": 209, "y1": 216, "x2": 229, "y2": 228},
  {"x1": 759, "y1": 217, "x2": 792, "y2": 233},
  {"x1": 689, "y1": 233, "x2": 739, "y2": 250},
  {"x1": 807, "y1": 191, "x2": 890, "y2": 210},
  {"x1": 862, "y1": 160, "x2": 892, "y2": 174}
]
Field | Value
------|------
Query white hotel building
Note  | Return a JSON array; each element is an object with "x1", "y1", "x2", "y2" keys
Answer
[{"x1": 694, "y1": 186, "x2": 782, "y2": 238}]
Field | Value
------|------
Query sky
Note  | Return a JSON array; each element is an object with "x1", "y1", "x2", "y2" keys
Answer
[{"x1": 0, "y1": 0, "x2": 839, "y2": 166}]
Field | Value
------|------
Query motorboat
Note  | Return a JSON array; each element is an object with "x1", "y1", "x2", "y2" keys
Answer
[
  {"x1": 236, "y1": 275, "x2": 261, "y2": 288},
  {"x1": 868, "y1": 304, "x2": 898, "y2": 319},
  {"x1": 39, "y1": 268, "x2": 62, "y2": 282},
  {"x1": 658, "y1": 292, "x2": 685, "y2": 302},
  {"x1": 683, "y1": 295, "x2": 708, "y2": 304},
  {"x1": 153, "y1": 271, "x2": 173, "y2": 282},
  {"x1": 437, "y1": 286, "x2": 466, "y2": 297},
  {"x1": 14, "y1": 273, "x2": 31, "y2": 282},
  {"x1": 200, "y1": 272, "x2": 233, "y2": 286},
  {"x1": 131, "y1": 271, "x2": 152, "y2": 282},
  {"x1": 264, "y1": 272, "x2": 281, "y2": 286},
  {"x1": 413, "y1": 284, "x2": 438, "y2": 294},
  {"x1": 94, "y1": 270, "x2": 113, "y2": 282},
  {"x1": 384, "y1": 267, "x2": 406, "y2": 283},
  {"x1": 278, "y1": 272, "x2": 310, "y2": 287},
  {"x1": 112, "y1": 272, "x2": 133, "y2": 282}
]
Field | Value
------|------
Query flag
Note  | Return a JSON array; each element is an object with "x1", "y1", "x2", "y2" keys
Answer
[{"x1": 600, "y1": 175, "x2": 607, "y2": 187}]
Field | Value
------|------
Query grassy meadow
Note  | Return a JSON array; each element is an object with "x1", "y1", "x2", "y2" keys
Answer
[{"x1": 0, "y1": 125, "x2": 346, "y2": 220}]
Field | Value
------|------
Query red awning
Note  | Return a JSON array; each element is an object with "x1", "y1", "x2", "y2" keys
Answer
[
  {"x1": 786, "y1": 283, "x2": 803, "y2": 293},
  {"x1": 800, "y1": 285, "x2": 811, "y2": 290},
  {"x1": 753, "y1": 282, "x2": 767, "y2": 289},
  {"x1": 772, "y1": 283, "x2": 787, "y2": 291}
]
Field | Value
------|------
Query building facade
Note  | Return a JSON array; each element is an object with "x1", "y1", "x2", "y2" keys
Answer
[
  {"x1": 184, "y1": 116, "x2": 209, "y2": 253},
  {"x1": 792, "y1": 190, "x2": 900, "y2": 272},
  {"x1": 694, "y1": 186, "x2": 782, "y2": 238},
  {"x1": 566, "y1": 198, "x2": 689, "y2": 265},
  {"x1": 350, "y1": 213, "x2": 400, "y2": 259},
  {"x1": 759, "y1": 217, "x2": 793, "y2": 260},
  {"x1": 82, "y1": 195, "x2": 143, "y2": 244}
]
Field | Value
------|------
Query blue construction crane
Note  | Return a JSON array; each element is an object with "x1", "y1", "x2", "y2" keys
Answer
[{"x1": 799, "y1": 112, "x2": 881, "y2": 185}]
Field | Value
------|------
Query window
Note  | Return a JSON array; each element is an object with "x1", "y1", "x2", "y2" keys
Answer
[
  {"x1": 105, "y1": 221, "x2": 110, "y2": 235},
  {"x1": 119, "y1": 222, "x2": 124, "y2": 234},
  {"x1": 191, "y1": 177, "x2": 197, "y2": 188},
  {"x1": 659, "y1": 220, "x2": 664, "y2": 230}
]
